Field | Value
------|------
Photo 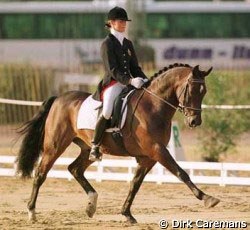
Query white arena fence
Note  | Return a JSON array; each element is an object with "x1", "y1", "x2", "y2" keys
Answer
[{"x1": 0, "y1": 156, "x2": 250, "y2": 186}]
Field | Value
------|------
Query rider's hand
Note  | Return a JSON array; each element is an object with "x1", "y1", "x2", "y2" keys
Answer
[{"x1": 130, "y1": 77, "x2": 145, "y2": 89}]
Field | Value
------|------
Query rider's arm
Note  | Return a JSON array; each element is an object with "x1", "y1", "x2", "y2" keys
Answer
[{"x1": 128, "y1": 41, "x2": 147, "y2": 80}]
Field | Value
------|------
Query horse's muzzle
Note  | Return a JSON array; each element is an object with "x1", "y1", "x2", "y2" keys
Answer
[{"x1": 186, "y1": 115, "x2": 202, "y2": 128}]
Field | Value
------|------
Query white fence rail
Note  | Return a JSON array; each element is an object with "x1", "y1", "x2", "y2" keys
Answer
[{"x1": 1, "y1": 156, "x2": 250, "y2": 186}]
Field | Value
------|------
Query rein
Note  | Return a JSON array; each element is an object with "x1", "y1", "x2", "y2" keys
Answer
[{"x1": 143, "y1": 87, "x2": 179, "y2": 111}]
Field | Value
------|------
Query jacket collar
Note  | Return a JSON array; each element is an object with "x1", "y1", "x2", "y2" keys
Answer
[
  {"x1": 109, "y1": 33, "x2": 127, "y2": 47},
  {"x1": 110, "y1": 28, "x2": 125, "y2": 45}
]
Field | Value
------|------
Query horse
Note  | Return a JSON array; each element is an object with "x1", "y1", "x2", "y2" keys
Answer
[{"x1": 16, "y1": 63, "x2": 220, "y2": 223}]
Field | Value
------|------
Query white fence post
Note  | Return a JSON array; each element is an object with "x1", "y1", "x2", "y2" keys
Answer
[
  {"x1": 128, "y1": 164, "x2": 133, "y2": 183},
  {"x1": 220, "y1": 163, "x2": 226, "y2": 186},
  {"x1": 156, "y1": 163, "x2": 164, "y2": 185},
  {"x1": 96, "y1": 162, "x2": 103, "y2": 182}
]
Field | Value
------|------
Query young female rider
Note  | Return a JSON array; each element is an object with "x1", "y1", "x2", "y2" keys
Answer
[{"x1": 89, "y1": 6, "x2": 148, "y2": 161}]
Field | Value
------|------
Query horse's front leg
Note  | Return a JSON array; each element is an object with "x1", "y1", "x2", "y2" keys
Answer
[
  {"x1": 121, "y1": 157, "x2": 156, "y2": 223},
  {"x1": 150, "y1": 143, "x2": 220, "y2": 208}
]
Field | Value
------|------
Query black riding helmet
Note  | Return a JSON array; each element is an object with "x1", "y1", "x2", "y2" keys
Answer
[{"x1": 105, "y1": 6, "x2": 131, "y2": 28}]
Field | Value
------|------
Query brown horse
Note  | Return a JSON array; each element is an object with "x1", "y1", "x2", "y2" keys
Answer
[{"x1": 17, "y1": 63, "x2": 219, "y2": 223}]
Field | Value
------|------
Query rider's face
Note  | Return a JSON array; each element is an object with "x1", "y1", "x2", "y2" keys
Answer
[{"x1": 110, "y1": 20, "x2": 127, "y2": 33}]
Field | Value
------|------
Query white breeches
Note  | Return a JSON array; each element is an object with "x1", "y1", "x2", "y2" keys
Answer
[{"x1": 102, "y1": 82, "x2": 126, "y2": 119}]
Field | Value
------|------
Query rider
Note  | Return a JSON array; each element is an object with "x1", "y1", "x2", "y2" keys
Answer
[{"x1": 89, "y1": 6, "x2": 148, "y2": 161}]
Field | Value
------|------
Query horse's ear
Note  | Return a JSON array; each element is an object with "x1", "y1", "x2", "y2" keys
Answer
[
  {"x1": 200, "y1": 66, "x2": 213, "y2": 77},
  {"x1": 204, "y1": 67, "x2": 213, "y2": 77},
  {"x1": 192, "y1": 65, "x2": 200, "y2": 77}
]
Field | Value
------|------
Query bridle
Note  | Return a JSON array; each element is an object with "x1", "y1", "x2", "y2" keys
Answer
[
  {"x1": 177, "y1": 77, "x2": 205, "y2": 116},
  {"x1": 143, "y1": 77, "x2": 205, "y2": 117}
]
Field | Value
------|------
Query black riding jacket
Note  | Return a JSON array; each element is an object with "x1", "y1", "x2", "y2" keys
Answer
[{"x1": 93, "y1": 33, "x2": 147, "y2": 101}]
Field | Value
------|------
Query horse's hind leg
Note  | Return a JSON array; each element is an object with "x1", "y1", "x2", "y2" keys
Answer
[
  {"x1": 150, "y1": 143, "x2": 220, "y2": 208},
  {"x1": 68, "y1": 139, "x2": 97, "y2": 218},
  {"x1": 27, "y1": 139, "x2": 73, "y2": 221},
  {"x1": 121, "y1": 157, "x2": 156, "y2": 223}
]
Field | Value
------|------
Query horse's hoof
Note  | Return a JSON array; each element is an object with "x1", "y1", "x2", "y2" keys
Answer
[
  {"x1": 27, "y1": 208, "x2": 36, "y2": 222},
  {"x1": 127, "y1": 217, "x2": 137, "y2": 224},
  {"x1": 204, "y1": 195, "x2": 220, "y2": 208},
  {"x1": 123, "y1": 214, "x2": 137, "y2": 224},
  {"x1": 86, "y1": 192, "x2": 98, "y2": 218}
]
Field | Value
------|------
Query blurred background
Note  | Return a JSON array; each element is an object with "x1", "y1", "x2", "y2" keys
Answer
[{"x1": 0, "y1": 0, "x2": 249, "y2": 163}]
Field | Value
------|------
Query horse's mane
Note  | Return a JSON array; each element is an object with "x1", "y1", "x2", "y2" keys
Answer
[{"x1": 149, "y1": 63, "x2": 192, "y2": 82}]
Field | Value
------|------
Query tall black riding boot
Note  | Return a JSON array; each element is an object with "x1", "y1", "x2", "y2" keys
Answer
[{"x1": 89, "y1": 115, "x2": 108, "y2": 161}]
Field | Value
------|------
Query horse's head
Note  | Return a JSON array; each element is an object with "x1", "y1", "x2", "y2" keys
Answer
[
  {"x1": 176, "y1": 65, "x2": 212, "y2": 128},
  {"x1": 147, "y1": 63, "x2": 212, "y2": 128}
]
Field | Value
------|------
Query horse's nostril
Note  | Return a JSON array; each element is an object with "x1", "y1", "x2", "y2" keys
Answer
[{"x1": 190, "y1": 119, "x2": 196, "y2": 126}]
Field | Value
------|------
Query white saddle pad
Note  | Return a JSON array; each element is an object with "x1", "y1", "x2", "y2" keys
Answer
[{"x1": 77, "y1": 92, "x2": 133, "y2": 132}]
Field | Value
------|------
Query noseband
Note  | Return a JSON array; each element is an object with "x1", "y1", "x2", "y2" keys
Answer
[{"x1": 143, "y1": 77, "x2": 204, "y2": 117}]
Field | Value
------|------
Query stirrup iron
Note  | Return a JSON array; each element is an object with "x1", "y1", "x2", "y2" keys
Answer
[{"x1": 89, "y1": 145, "x2": 102, "y2": 162}]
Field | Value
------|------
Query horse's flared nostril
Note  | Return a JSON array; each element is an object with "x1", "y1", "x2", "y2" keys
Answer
[{"x1": 190, "y1": 119, "x2": 196, "y2": 127}]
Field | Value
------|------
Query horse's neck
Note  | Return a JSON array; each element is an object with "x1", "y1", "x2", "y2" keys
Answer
[
  {"x1": 148, "y1": 73, "x2": 179, "y2": 110},
  {"x1": 139, "y1": 75, "x2": 178, "y2": 124}
]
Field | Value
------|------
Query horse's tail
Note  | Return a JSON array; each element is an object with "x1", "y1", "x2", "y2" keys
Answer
[{"x1": 16, "y1": 96, "x2": 57, "y2": 178}]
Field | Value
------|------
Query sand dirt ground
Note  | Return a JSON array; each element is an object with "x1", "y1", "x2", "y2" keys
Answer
[{"x1": 0, "y1": 177, "x2": 249, "y2": 230}]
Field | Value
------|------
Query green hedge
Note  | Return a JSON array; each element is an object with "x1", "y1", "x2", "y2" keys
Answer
[{"x1": 197, "y1": 70, "x2": 250, "y2": 161}]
